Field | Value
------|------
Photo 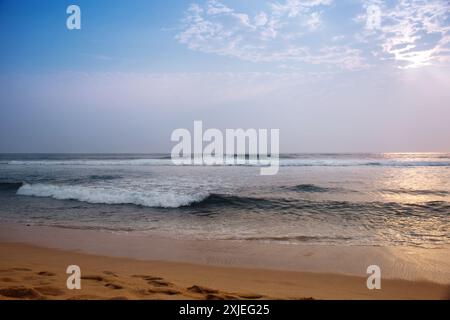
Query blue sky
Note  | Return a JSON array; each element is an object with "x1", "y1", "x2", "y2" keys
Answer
[
  {"x1": 0, "y1": 0, "x2": 193, "y2": 73},
  {"x1": 1, "y1": 0, "x2": 450, "y2": 152}
]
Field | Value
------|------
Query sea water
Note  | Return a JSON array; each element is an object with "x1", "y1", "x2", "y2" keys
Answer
[{"x1": 0, "y1": 153, "x2": 448, "y2": 248}]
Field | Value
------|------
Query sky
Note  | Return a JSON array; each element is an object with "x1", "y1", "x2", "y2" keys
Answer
[{"x1": 0, "y1": 0, "x2": 449, "y2": 153}]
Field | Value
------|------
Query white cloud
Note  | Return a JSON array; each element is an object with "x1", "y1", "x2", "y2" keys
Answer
[
  {"x1": 176, "y1": 0, "x2": 369, "y2": 70},
  {"x1": 177, "y1": 0, "x2": 450, "y2": 70},
  {"x1": 332, "y1": 35, "x2": 346, "y2": 42},
  {"x1": 207, "y1": 0, "x2": 233, "y2": 15},
  {"x1": 306, "y1": 11, "x2": 322, "y2": 30},
  {"x1": 358, "y1": 0, "x2": 450, "y2": 68},
  {"x1": 254, "y1": 12, "x2": 269, "y2": 27},
  {"x1": 271, "y1": 0, "x2": 332, "y2": 18}
]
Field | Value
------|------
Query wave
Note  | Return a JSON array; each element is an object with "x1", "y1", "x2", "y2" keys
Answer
[
  {"x1": 88, "y1": 175, "x2": 121, "y2": 181},
  {"x1": 0, "y1": 182, "x2": 24, "y2": 191},
  {"x1": 283, "y1": 184, "x2": 335, "y2": 193},
  {"x1": 189, "y1": 194, "x2": 450, "y2": 215},
  {"x1": 279, "y1": 159, "x2": 450, "y2": 167},
  {"x1": 281, "y1": 184, "x2": 447, "y2": 195},
  {"x1": 14, "y1": 184, "x2": 450, "y2": 215},
  {"x1": 5, "y1": 159, "x2": 450, "y2": 167},
  {"x1": 381, "y1": 188, "x2": 449, "y2": 196},
  {"x1": 190, "y1": 194, "x2": 275, "y2": 209},
  {"x1": 7, "y1": 159, "x2": 170, "y2": 166},
  {"x1": 16, "y1": 183, "x2": 209, "y2": 208}
]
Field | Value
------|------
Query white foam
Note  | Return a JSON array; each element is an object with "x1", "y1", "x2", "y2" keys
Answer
[
  {"x1": 6, "y1": 158, "x2": 450, "y2": 167},
  {"x1": 7, "y1": 159, "x2": 169, "y2": 166},
  {"x1": 17, "y1": 183, "x2": 208, "y2": 208}
]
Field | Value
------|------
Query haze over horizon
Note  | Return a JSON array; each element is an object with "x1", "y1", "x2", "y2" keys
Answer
[{"x1": 1, "y1": 0, "x2": 450, "y2": 153}]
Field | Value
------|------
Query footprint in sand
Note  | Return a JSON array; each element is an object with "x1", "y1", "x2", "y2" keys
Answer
[
  {"x1": 81, "y1": 275, "x2": 104, "y2": 282},
  {"x1": 147, "y1": 279, "x2": 172, "y2": 287},
  {"x1": 79, "y1": 275, "x2": 123, "y2": 290},
  {"x1": 131, "y1": 275, "x2": 164, "y2": 281},
  {"x1": 187, "y1": 285, "x2": 233, "y2": 300},
  {"x1": 37, "y1": 271, "x2": 56, "y2": 276},
  {"x1": 0, "y1": 286, "x2": 42, "y2": 299},
  {"x1": 147, "y1": 288, "x2": 181, "y2": 295},
  {"x1": 187, "y1": 285, "x2": 219, "y2": 295},
  {"x1": 105, "y1": 283, "x2": 123, "y2": 290},
  {"x1": 102, "y1": 271, "x2": 118, "y2": 277},
  {"x1": 11, "y1": 268, "x2": 32, "y2": 272},
  {"x1": 187, "y1": 285, "x2": 264, "y2": 300},
  {"x1": 131, "y1": 275, "x2": 172, "y2": 287}
]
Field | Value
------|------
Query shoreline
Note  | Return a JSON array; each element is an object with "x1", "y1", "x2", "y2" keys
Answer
[
  {"x1": 0, "y1": 223, "x2": 449, "y2": 299},
  {"x1": 0, "y1": 241, "x2": 449, "y2": 300},
  {"x1": 0, "y1": 222, "x2": 449, "y2": 284}
]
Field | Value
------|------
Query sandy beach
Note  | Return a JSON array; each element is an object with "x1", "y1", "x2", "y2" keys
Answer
[{"x1": 0, "y1": 223, "x2": 449, "y2": 300}]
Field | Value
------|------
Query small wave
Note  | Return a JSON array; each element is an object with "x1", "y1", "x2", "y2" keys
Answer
[
  {"x1": 5, "y1": 159, "x2": 450, "y2": 167},
  {"x1": 7, "y1": 159, "x2": 170, "y2": 166},
  {"x1": 16, "y1": 183, "x2": 209, "y2": 208},
  {"x1": 189, "y1": 194, "x2": 450, "y2": 215},
  {"x1": 190, "y1": 193, "x2": 275, "y2": 209},
  {"x1": 381, "y1": 188, "x2": 449, "y2": 197},
  {"x1": 88, "y1": 175, "x2": 121, "y2": 181},
  {"x1": 0, "y1": 182, "x2": 24, "y2": 191},
  {"x1": 283, "y1": 184, "x2": 334, "y2": 193},
  {"x1": 280, "y1": 159, "x2": 450, "y2": 167}
]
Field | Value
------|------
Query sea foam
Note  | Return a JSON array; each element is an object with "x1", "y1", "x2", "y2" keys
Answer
[
  {"x1": 17, "y1": 183, "x2": 208, "y2": 208},
  {"x1": 7, "y1": 158, "x2": 450, "y2": 167}
]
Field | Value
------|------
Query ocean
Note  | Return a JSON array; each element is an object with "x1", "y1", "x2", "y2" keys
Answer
[{"x1": 0, "y1": 153, "x2": 448, "y2": 248}]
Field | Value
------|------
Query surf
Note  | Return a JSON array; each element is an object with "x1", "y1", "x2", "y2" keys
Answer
[{"x1": 16, "y1": 183, "x2": 209, "y2": 208}]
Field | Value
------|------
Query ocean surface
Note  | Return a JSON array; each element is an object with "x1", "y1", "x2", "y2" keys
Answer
[{"x1": 0, "y1": 153, "x2": 449, "y2": 248}]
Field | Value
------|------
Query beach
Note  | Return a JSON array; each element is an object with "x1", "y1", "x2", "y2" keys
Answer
[
  {"x1": 0, "y1": 223, "x2": 449, "y2": 300},
  {"x1": 2, "y1": 0, "x2": 450, "y2": 309},
  {"x1": 0, "y1": 153, "x2": 449, "y2": 300}
]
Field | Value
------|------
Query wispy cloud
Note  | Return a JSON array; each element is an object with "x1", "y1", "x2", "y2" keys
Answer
[
  {"x1": 357, "y1": 0, "x2": 450, "y2": 69},
  {"x1": 176, "y1": 0, "x2": 450, "y2": 70},
  {"x1": 176, "y1": 0, "x2": 367, "y2": 70}
]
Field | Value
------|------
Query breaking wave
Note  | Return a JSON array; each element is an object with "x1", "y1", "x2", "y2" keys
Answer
[
  {"x1": 14, "y1": 183, "x2": 450, "y2": 216},
  {"x1": 16, "y1": 183, "x2": 209, "y2": 208},
  {"x1": 6, "y1": 159, "x2": 450, "y2": 167},
  {"x1": 0, "y1": 182, "x2": 24, "y2": 191}
]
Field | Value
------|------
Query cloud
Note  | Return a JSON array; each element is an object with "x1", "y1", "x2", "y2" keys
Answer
[
  {"x1": 177, "y1": 0, "x2": 450, "y2": 70},
  {"x1": 176, "y1": 0, "x2": 368, "y2": 70},
  {"x1": 306, "y1": 11, "x2": 323, "y2": 30},
  {"x1": 270, "y1": 0, "x2": 332, "y2": 18},
  {"x1": 357, "y1": 0, "x2": 450, "y2": 69},
  {"x1": 254, "y1": 12, "x2": 269, "y2": 27}
]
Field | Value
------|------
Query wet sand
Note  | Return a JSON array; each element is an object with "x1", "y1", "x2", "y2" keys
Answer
[{"x1": 0, "y1": 223, "x2": 449, "y2": 300}]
